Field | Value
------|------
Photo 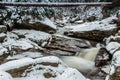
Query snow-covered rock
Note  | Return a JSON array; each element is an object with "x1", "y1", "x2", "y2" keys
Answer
[
  {"x1": 105, "y1": 35, "x2": 120, "y2": 45},
  {"x1": 57, "y1": 68, "x2": 87, "y2": 80},
  {"x1": 13, "y1": 17, "x2": 57, "y2": 33},
  {"x1": 0, "y1": 46, "x2": 9, "y2": 63},
  {"x1": 2, "y1": 39, "x2": 42, "y2": 55},
  {"x1": 106, "y1": 42, "x2": 120, "y2": 54},
  {"x1": 7, "y1": 52, "x2": 43, "y2": 60},
  {"x1": 12, "y1": 29, "x2": 52, "y2": 47},
  {"x1": 14, "y1": 68, "x2": 87, "y2": 80},
  {"x1": 0, "y1": 71, "x2": 13, "y2": 80},
  {"x1": 107, "y1": 51, "x2": 120, "y2": 80},
  {"x1": 0, "y1": 56, "x2": 68, "y2": 78},
  {"x1": 64, "y1": 16, "x2": 118, "y2": 41}
]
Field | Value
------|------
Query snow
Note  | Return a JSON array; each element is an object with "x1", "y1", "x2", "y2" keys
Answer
[
  {"x1": 12, "y1": 29, "x2": 52, "y2": 45},
  {"x1": 6, "y1": 32, "x2": 19, "y2": 40},
  {"x1": 0, "y1": 33, "x2": 6, "y2": 37},
  {"x1": 112, "y1": 51, "x2": 120, "y2": 66},
  {"x1": 0, "y1": 56, "x2": 87, "y2": 80},
  {"x1": 106, "y1": 42, "x2": 120, "y2": 54},
  {"x1": 0, "y1": 46, "x2": 8, "y2": 56},
  {"x1": 0, "y1": 71, "x2": 13, "y2": 80},
  {"x1": 2, "y1": 38, "x2": 42, "y2": 51},
  {"x1": 41, "y1": 18, "x2": 57, "y2": 30},
  {"x1": 7, "y1": 52, "x2": 43, "y2": 60},
  {"x1": 65, "y1": 16, "x2": 117, "y2": 32},
  {"x1": 58, "y1": 68, "x2": 87, "y2": 80},
  {"x1": 0, "y1": 58, "x2": 34, "y2": 71},
  {"x1": 0, "y1": 25, "x2": 6, "y2": 28},
  {"x1": 105, "y1": 35, "x2": 120, "y2": 44}
]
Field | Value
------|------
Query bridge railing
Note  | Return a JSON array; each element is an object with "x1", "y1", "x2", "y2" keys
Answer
[{"x1": 0, "y1": 2, "x2": 112, "y2": 7}]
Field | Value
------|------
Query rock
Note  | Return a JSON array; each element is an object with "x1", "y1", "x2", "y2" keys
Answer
[
  {"x1": 13, "y1": 17, "x2": 57, "y2": 33},
  {"x1": 0, "y1": 71, "x2": 13, "y2": 80},
  {"x1": 2, "y1": 39, "x2": 42, "y2": 55},
  {"x1": 106, "y1": 42, "x2": 120, "y2": 54},
  {"x1": 0, "y1": 56, "x2": 68, "y2": 78},
  {"x1": 57, "y1": 68, "x2": 87, "y2": 80},
  {"x1": 0, "y1": 25, "x2": 7, "y2": 33},
  {"x1": 108, "y1": 51, "x2": 120, "y2": 80},
  {"x1": 105, "y1": 36, "x2": 120, "y2": 44},
  {"x1": 44, "y1": 34, "x2": 91, "y2": 56},
  {"x1": 6, "y1": 52, "x2": 43, "y2": 60},
  {"x1": 0, "y1": 33, "x2": 6, "y2": 43},
  {"x1": 64, "y1": 16, "x2": 118, "y2": 41},
  {"x1": 86, "y1": 16, "x2": 96, "y2": 22},
  {"x1": 95, "y1": 48, "x2": 112, "y2": 67},
  {"x1": 0, "y1": 46, "x2": 9, "y2": 64},
  {"x1": 116, "y1": 10, "x2": 120, "y2": 27},
  {"x1": 12, "y1": 29, "x2": 52, "y2": 47}
]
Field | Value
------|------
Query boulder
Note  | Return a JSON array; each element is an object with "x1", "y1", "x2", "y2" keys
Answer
[
  {"x1": 44, "y1": 34, "x2": 91, "y2": 56},
  {"x1": 0, "y1": 71, "x2": 13, "y2": 80},
  {"x1": 2, "y1": 39, "x2": 42, "y2": 55},
  {"x1": 95, "y1": 48, "x2": 112, "y2": 67},
  {"x1": 13, "y1": 17, "x2": 57, "y2": 33},
  {"x1": 0, "y1": 46, "x2": 9, "y2": 64},
  {"x1": 64, "y1": 16, "x2": 118, "y2": 41},
  {"x1": 106, "y1": 42, "x2": 120, "y2": 54},
  {"x1": 108, "y1": 51, "x2": 120, "y2": 80},
  {"x1": 12, "y1": 29, "x2": 52, "y2": 47},
  {"x1": 105, "y1": 35, "x2": 120, "y2": 44},
  {"x1": 0, "y1": 56, "x2": 68, "y2": 78}
]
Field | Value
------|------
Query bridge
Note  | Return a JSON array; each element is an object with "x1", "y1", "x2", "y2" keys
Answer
[{"x1": 0, "y1": 2, "x2": 112, "y2": 7}]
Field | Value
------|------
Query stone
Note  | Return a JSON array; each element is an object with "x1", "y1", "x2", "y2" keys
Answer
[
  {"x1": 64, "y1": 16, "x2": 118, "y2": 41},
  {"x1": 0, "y1": 25, "x2": 7, "y2": 33},
  {"x1": 95, "y1": 48, "x2": 112, "y2": 67},
  {"x1": 0, "y1": 46, "x2": 9, "y2": 64},
  {"x1": 13, "y1": 17, "x2": 56, "y2": 33},
  {"x1": 44, "y1": 34, "x2": 91, "y2": 56},
  {"x1": 0, "y1": 33, "x2": 6, "y2": 43},
  {"x1": 0, "y1": 56, "x2": 67, "y2": 78},
  {"x1": 65, "y1": 29, "x2": 118, "y2": 42}
]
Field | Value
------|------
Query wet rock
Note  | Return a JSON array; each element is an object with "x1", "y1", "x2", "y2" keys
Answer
[
  {"x1": 0, "y1": 25, "x2": 7, "y2": 33},
  {"x1": 44, "y1": 34, "x2": 91, "y2": 56},
  {"x1": 95, "y1": 48, "x2": 112, "y2": 67},
  {"x1": 86, "y1": 16, "x2": 96, "y2": 22},
  {"x1": 116, "y1": 11, "x2": 120, "y2": 27},
  {"x1": 0, "y1": 33, "x2": 6, "y2": 43}
]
